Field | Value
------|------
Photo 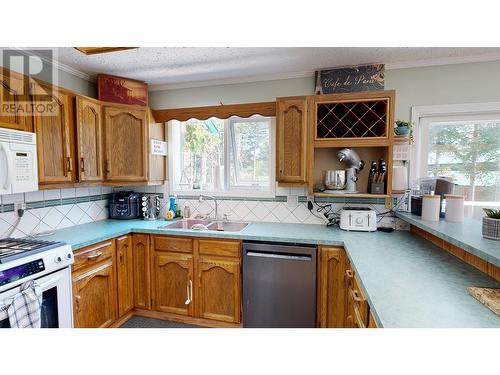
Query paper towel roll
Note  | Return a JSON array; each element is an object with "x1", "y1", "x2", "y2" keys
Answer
[{"x1": 392, "y1": 166, "x2": 408, "y2": 191}]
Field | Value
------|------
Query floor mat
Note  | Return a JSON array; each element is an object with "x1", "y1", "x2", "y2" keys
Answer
[{"x1": 119, "y1": 316, "x2": 203, "y2": 328}]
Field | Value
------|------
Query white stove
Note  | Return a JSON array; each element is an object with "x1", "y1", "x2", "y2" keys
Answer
[{"x1": 0, "y1": 238, "x2": 74, "y2": 328}]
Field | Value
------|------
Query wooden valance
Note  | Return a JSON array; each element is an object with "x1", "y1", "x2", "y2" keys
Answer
[{"x1": 151, "y1": 101, "x2": 276, "y2": 123}]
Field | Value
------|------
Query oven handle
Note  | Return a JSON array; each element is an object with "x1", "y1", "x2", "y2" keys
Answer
[
  {"x1": 0, "y1": 143, "x2": 13, "y2": 190},
  {"x1": 37, "y1": 271, "x2": 66, "y2": 290}
]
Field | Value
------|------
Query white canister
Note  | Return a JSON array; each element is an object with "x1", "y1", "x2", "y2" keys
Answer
[
  {"x1": 445, "y1": 194, "x2": 465, "y2": 222},
  {"x1": 392, "y1": 166, "x2": 408, "y2": 191},
  {"x1": 422, "y1": 195, "x2": 441, "y2": 221}
]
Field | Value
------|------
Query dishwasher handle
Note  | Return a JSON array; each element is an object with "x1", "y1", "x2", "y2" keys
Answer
[{"x1": 245, "y1": 250, "x2": 312, "y2": 261}]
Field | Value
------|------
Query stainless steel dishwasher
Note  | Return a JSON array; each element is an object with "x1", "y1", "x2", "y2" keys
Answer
[{"x1": 242, "y1": 242, "x2": 317, "y2": 328}]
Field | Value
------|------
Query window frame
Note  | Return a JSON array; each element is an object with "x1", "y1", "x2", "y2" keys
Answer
[
  {"x1": 411, "y1": 102, "x2": 500, "y2": 207},
  {"x1": 167, "y1": 115, "x2": 276, "y2": 198}
]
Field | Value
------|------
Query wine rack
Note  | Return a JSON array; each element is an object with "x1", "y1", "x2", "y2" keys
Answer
[{"x1": 316, "y1": 99, "x2": 389, "y2": 139}]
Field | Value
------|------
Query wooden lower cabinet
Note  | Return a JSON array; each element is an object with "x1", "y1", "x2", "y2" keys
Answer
[
  {"x1": 198, "y1": 255, "x2": 241, "y2": 323},
  {"x1": 318, "y1": 248, "x2": 378, "y2": 328},
  {"x1": 116, "y1": 235, "x2": 134, "y2": 317},
  {"x1": 71, "y1": 235, "x2": 378, "y2": 328},
  {"x1": 317, "y1": 246, "x2": 348, "y2": 328},
  {"x1": 152, "y1": 251, "x2": 194, "y2": 316},
  {"x1": 132, "y1": 234, "x2": 151, "y2": 310},
  {"x1": 150, "y1": 236, "x2": 242, "y2": 324},
  {"x1": 72, "y1": 260, "x2": 117, "y2": 328}
]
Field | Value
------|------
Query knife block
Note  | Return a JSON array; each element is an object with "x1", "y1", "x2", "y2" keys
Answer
[{"x1": 371, "y1": 182, "x2": 385, "y2": 194}]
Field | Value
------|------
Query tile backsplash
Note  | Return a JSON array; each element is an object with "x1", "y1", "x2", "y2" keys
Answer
[
  {"x1": 0, "y1": 187, "x2": 112, "y2": 238},
  {"x1": 0, "y1": 182, "x2": 400, "y2": 239}
]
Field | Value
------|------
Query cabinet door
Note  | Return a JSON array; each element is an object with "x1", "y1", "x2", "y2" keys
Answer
[
  {"x1": 148, "y1": 109, "x2": 166, "y2": 182},
  {"x1": 76, "y1": 96, "x2": 103, "y2": 182},
  {"x1": 72, "y1": 261, "x2": 117, "y2": 328},
  {"x1": 116, "y1": 235, "x2": 134, "y2": 317},
  {"x1": 276, "y1": 97, "x2": 309, "y2": 183},
  {"x1": 32, "y1": 81, "x2": 74, "y2": 183},
  {"x1": 317, "y1": 247, "x2": 348, "y2": 328},
  {"x1": 152, "y1": 251, "x2": 194, "y2": 316},
  {"x1": 0, "y1": 68, "x2": 32, "y2": 132},
  {"x1": 197, "y1": 255, "x2": 241, "y2": 323},
  {"x1": 103, "y1": 106, "x2": 147, "y2": 181},
  {"x1": 133, "y1": 234, "x2": 151, "y2": 310}
]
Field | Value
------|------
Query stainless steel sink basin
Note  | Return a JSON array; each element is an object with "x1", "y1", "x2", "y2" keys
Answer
[
  {"x1": 206, "y1": 221, "x2": 249, "y2": 232},
  {"x1": 160, "y1": 219, "x2": 211, "y2": 230},
  {"x1": 160, "y1": 219, "x2": 249, "y2": 232}
]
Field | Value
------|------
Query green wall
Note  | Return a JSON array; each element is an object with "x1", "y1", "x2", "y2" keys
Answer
[{"x1": 149, "y1": 60, "x2": 500, "y2": 122}]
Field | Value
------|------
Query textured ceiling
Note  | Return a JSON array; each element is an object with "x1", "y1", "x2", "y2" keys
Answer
[{"x1": 50, "y1": 47, "x2": 500, "y2": 89}]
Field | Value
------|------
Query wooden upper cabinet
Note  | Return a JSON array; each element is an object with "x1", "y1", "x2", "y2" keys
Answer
[
  {"x1": 197, "y1": 255, "x2": 241, "y2": 323},
  {"x1": 276, "y1": 96, "x2": 309, "y2": 183},
  {"x1": 0, "y1": 68, "x2": 32, "y2": 132},
  {"x1": 147, "y1": 108, "x2": 166, "y2": 183},
  {"x1": 72, "y1": 260, "x2": 117, "y2": 328},
  {"x1": 75, "y1": 96, "x2": 103, "y2": 182},
  {"x1": 116, "y1": 235, "x2": 134, "y2": 317},
  {"x1": 317, "y1": 246, "x2": 348, "y2": 328},
  {"x1": 103, "y1": 106, "x2": 148, "y2": 181},
  {"x1": 152, "y1": 251, "x2": 194, "y2": 316},
  {"x1": 133, "y1": 234, "x2": 151, "y2": 310},
  {"x1": 31, "y1": 81, "x2": 75, "y2": 184}
]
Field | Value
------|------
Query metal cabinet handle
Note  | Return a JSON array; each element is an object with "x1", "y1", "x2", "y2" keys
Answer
[
  {"x1": 80, "y1": 157, "x2": 85, "y2": 172},
  {"x1": 184, "y1": 279, "x2": 192, "y2": 305},
  {"x1": 87, "y1": 251, "x2": 103, "y2": 260}
]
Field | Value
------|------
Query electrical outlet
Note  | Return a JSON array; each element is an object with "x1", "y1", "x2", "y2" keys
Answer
[{"x1": 14, "y1": 202, "x2": 26, "y2": 217}]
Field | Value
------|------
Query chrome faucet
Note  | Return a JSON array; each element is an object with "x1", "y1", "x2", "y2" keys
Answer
[{"x1": 198, "y1": 194, "x2": 218, "y2": 220}]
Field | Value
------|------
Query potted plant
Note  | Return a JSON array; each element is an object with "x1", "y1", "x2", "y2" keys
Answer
[
  {"x1": 482, "y1": 208, "x2": 500, "y2": 240},
  {"x1": 395, "y1": 120, "x2": 412, "y2": 136}
]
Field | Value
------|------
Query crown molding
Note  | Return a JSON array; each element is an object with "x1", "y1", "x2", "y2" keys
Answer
[
  {"x1": 148, "y1": 70, "x2": 316, "y2": 91},
  {"x1": 384, "y1": 51, "x2": 500, "y2": 70},
  {"x1": 12, "y1": 48, "x2": 94, "y2": 82},
  {"x1": 10, "y1": 48, "x2": 500, "y2": 91},
  {"x1": 150, "y1": 52, "x2": 500, "y2": 92}
]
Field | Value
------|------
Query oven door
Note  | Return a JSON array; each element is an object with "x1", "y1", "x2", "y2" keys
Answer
[{"x1": 0, "y1": 267, "x2": 73, "y2": 328}]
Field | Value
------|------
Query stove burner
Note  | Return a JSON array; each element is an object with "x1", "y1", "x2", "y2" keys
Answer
[{"x1": 0, "y1": 238, "x2": 66, "y2": 263}]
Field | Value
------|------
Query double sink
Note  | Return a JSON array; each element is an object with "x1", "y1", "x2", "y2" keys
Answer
[{"x1": 160, "y1": 218, "x2": 249, "y2": 232}]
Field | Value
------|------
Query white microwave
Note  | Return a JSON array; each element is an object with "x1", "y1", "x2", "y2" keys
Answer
[{"x1": 0, "y1": 128, "x2": 39, "y2": 195}]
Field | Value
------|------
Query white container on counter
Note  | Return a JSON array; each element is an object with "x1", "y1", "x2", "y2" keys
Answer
[
  {"x1": 392, "y1": 165, "x2": 408, "y2": 191},
  {"x1": 445, "y1": 194, "x2": 465, "y2": 222},
  {"x1": 422, "y1": 194, "x2": 441, "y2": 221}
]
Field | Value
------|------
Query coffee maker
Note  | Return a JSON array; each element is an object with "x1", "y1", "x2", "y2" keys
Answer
[
  {"x1": 141, "y1": 194, "x2": 161, "y2": 220},
  {"x1": 411, "y1": 177, "x2": 455, "y2": 216}
]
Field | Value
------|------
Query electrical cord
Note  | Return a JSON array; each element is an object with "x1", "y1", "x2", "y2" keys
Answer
[{"x1": 2, "y1": 207, "x2": 25, "y2": 238}]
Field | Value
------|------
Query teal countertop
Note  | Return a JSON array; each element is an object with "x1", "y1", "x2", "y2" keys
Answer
[
  {"x1": 38, "y1": 219, "x2": 500, "y2": 328},
  {"x1": 396, "y1": 212, "x2": 500, "y2": 267}
]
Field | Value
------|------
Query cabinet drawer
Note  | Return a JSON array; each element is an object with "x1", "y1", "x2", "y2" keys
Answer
[
  {"x1": 154, "y1": 236, "x2": 193, "y2": 253},
  {"x1": 352, "y1": 275, "x2": 369, "y2": 327},
  {"x1": 352, "y1": 300, "x2": 366, "y2": 328},
  {"x1": 73, "y1": 240, "x2": 114, "y2": 272},
  {"x1": 198, "y1": 239, "x2": 241, "y2": 257}
]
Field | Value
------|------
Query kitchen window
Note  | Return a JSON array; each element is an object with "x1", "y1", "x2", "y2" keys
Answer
[
  {"x1": 412, "y1": 103, "x2": 500, "y2": 218},
  {"x1": 168, "y1": 115, "x2": 275, "y2": 197}
]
